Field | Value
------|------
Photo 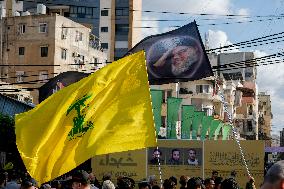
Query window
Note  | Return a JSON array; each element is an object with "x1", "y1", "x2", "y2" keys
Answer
[
  {"x1": 196, "y1": 85, "x2": 209, "y2": 94},
  {"x1": 61, "y1": 27, "x2": 68, "y2": 39},
  {"x1": 16, "y1": 71, "x2": 24, "y2": 83},
  {"x1": 86, "y1": 7, "x2": 93, "y2": 15},
  {"x1": 61, "y1": 48, "x2": 67, "y2": 60},
  {"x1": 115, "y1": 8, "x2": 129, "y2": 16},
  {"x1": 19, "y1": 47, "x2": 25, "y2": 55},
  {"x1": 115, "y1": 24, "x2": 129, "y2": 35},
  {"x1": 39, "y1": 23, "x2": 48, "y2": 33},
  {"x1": 101, "y1": 10, "x2": 108, "y2": 16},
  {"x1": 263, "y1": 102, "x2": 266, "y2": 105},
  {"x1": 41, "y1": 46, "x2": 48, "y2": 57},
  {"x1": 75, "y1": 31, "x2": 83, "y2": 41},
  {"x1": 101, "y1": 27, "x2": 108, "y2": 32},
  {"x1": 264, "y1": 111, "x2": 267, "y2": 115},
  {"x1": 39, "y1": 71, "x2": 48, "y2": 82},
  {"x1": 101, "y1": 43, "x2": 108, "y2": 49},
  {"x1": 115, "y1": 9, "x2": 123, "y2": 16},
  {"x1": 247, "y1": 121, "x2": 253, "y2": 132},
  {"x1": 77, "y1": 6, "x2": 86, "y2": 18},
  {"x1": 18, "y1": 24, "x2": 26, "y2": 34},
  {"x1": 70, "y1": 6, "x2": 77, "y2": 14}
]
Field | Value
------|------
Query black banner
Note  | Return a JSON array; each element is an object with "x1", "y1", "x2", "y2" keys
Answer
[
  {"x1": 128, "y1": 21, "x2": 213, "y2": 84},
  {"x1": 39, "y1": 71, "x2": 89, "y2": 103}
]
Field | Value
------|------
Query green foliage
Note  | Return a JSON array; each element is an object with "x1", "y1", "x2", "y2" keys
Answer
[{"x1": 0, "y1": 113, "x2": 16, "y2": 152}]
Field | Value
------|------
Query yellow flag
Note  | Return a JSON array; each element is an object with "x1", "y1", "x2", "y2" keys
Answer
[{"x1": 15, "y1": 51, "x2": 157, "y2": 184}]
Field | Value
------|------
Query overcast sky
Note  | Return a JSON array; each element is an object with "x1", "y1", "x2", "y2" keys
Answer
[{"x1": 141, "y1": 0, "x2": 284, "y2": 135}]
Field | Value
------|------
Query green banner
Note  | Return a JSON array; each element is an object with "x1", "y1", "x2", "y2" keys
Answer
[
  {"x1": 167, "y1": 97, "x2": 182, "y2": 139},
  {"x1": 214, "y1": 122, "x2": 224, "y2": 140},
  {"x1": 222, "y1": 124, "x2": 232, "y2": 140},
  {"x1": 200, "y1": 116, "x2": 213, "y2": 140},
  {"x1": 150, "y1": 89, "x2": 163, "y2": 136},
  {"x1": 192, "y1": 111, "x2": 205, "y2": 139},
  {"x1": 181, "y1": 105, "x2": 195, "y2": 139},
  {"x1": 209, "y1": 119, "x2": 222, "y2": 140}
]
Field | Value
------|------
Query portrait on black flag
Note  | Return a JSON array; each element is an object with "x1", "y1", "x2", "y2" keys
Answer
[
  {"x1": 147, "y1": 36, "x2": 203, "y2": 79},
  {"x1": 127, "y1": 21, "x2": 213, "y2": 84}
]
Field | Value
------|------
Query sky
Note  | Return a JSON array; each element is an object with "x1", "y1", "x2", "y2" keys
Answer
[{"x1": 141, "y1": 0, "x2": 284, "y2": 136}]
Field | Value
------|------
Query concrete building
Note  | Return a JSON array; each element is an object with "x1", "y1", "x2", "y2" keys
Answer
[
  {"x1": 23, "y1": 0, "x2": 142, "y2": 61},
  {"x1": 0, "y1": 14, "x2": 107, "y2": 103},
  {"x1": 258, "y1": 92, "x2": 273, "y2": 146},
  {"x1": 280, "y1": 128, "x2": 284, "y2": 147},
  {"x1": 218, "y1": 52, "x2": 259, "y2": 140}
]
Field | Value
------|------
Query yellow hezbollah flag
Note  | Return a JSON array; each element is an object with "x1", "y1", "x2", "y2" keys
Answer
[{"x1": 15, "y1": 51, "x2": 157, "y2": 184}]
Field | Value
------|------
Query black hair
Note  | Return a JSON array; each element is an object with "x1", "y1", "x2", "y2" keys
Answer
[
  {"x1": 153, "y1": 149, "x2": 162, "y2": 156},
  {"x1": 171, "y1": 149, "x2": 180, "y2": 154},
  {"x1": 221, "y1": 178, "x2": 239, "y2": 189}
]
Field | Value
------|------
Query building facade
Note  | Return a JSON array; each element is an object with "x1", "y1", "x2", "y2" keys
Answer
[
  {"x1": 0, "y1": 14, "x2": 107, "y2": 103},
  {"x1": 23, "y1": 0, "x2": 142, "y2": 61},
  {"x1": 258, "y1": 92, "x2": 273, "y2": 146},
  {"x1": 218, "y1": 52, "x2": 259, "y2": 140},
  {"x1": 280, "y1": 128, "x2": 284, "y2": 147}
]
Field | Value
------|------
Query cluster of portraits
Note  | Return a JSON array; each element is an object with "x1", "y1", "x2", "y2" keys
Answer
[{"x1": 148, "y1": 148, "x2": 202, "y2": 166}]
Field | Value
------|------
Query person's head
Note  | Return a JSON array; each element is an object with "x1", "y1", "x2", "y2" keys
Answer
[
  {"x1": 117, "y1": 177, "x2": 135, "y2": 189},
  {"x1": 21, "y1": 178, "x2": 38, "y2": 189},
  {"x1": 204, "y1": 178, "x2": 215, "y2": 189},
  {"x1": 261, "y1": 160, "x2": 284, "y2": 189},
  {"x1": 187, "y1": 178, "x2": 202, "y2": 189},
  {"x1": 163, "y1": 179, "x2": 176, "y2": 189},
  {"x1": 169, "y1": 176, "x2": 177, "y2": 188},
  {"x1": 179, "y1": 175, "x2": 189, "y2": 187},
  {"x1": 102, "y1": 173, "x2": 112, "y2": 181},
  {"x1": 188, "y1": 149, "x2": 196, "y2": 161},
  {"x1": 211, "y1": 171, "x2": 218, "y2": 180},
  {"x1": 214, "y1": 177, "x2": 223, "y2": 189},
  {"x1": 148, "y1": 175, "x2": 158, "y2": 187},
  {"x1": 220, "y1": 178, "x2": 239, "y2": 189},
  {"x1": 230, "y1": 171, "x2": 237, "y2": 178},
  {"x1": 152, "y1": 149, "x2": 162, "y2": 160},
  {"x1": 138, "y1": 182, "x2": 150, "y2": 189},
  {"x1": 171, "y1": 46, "x2": 198, "y2": 76},
  {"x1": 171, "y1": 149, "x2": 180, "y2": 161},
  {"x1": 102, "y1": 180, "x2": 115, "y2": 189},
  {"x1": 71, "y1": 170, "x2": 91, "y2": 189}
]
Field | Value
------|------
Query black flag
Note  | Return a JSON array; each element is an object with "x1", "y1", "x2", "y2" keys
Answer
[{"x1": 128, "y1": 21, "x2": 213, "y2": 84}]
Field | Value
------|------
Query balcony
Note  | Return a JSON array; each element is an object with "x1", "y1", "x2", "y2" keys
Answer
[{"x1": 179, "y1": 88, "x2": 222, "y2": 102}]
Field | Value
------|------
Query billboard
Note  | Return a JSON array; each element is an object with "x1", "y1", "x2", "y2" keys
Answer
[
  {"x1": 92, "y1": 140, "x2": 264, "y2": 188},
  {"x1": 204, "y1": 140, "x2": 265, "y2": 188}
]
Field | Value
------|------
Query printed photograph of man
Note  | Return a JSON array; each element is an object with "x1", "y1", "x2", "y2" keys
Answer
[
  {"x1": 187, "y1": 148, "x2": 199, "y2": 166},
  {"x1": 167, "y1": 149, "x2": 182, "y2": 165},
  {"x1": 149, "y1": 148, "x2": 164, "y2": 165}
]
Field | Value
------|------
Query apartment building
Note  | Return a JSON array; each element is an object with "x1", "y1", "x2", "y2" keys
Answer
[
  {"x1": 217, "y1": 52, "x2": 259, "y2": 140},
  {"x1": 258, "y1": 92, "x2": 273, "y2": 146},
  {"x1": 0, "y1": 13, "x2": 107, "y2": 103},
  {"x1": 23, "y1": 0, "x2": 142, "y2": 61}
]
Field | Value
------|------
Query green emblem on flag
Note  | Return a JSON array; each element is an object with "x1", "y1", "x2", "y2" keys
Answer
[{"x1": 67, "y1": 94, "x2": 94, "y2": 140}]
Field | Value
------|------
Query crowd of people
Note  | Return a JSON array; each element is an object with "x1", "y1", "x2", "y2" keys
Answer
[{"x1": 0, "y1": 160, "x2": 283, "y2": 189}]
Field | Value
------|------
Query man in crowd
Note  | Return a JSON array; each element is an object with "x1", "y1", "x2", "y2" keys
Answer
[
  {"x1": 168, "y1": 149, "x2": 181, "y2": 165},
  {"x1": 204, "y1": 178, "x2": 215, "y2": 189},
  {"x1": 70, "y1": 170, "x2": 91, "y2": 189},
  {"x1": 187, "y1": 149, "x2": 198, "y2": 166},
  {"x1": 211, "y1": 171, "x2": 218, "y2": 181},
  {"x1": 261, "y1": 160, "x2": 284, "y2": 189}
]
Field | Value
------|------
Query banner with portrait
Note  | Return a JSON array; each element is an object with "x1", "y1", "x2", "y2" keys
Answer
[
  {"x1": 148, "y1": 140, "x2": 203, "y2": 179},
  {"x1": 127, "y1": 21, "x2": 213, "y2": 84}
]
